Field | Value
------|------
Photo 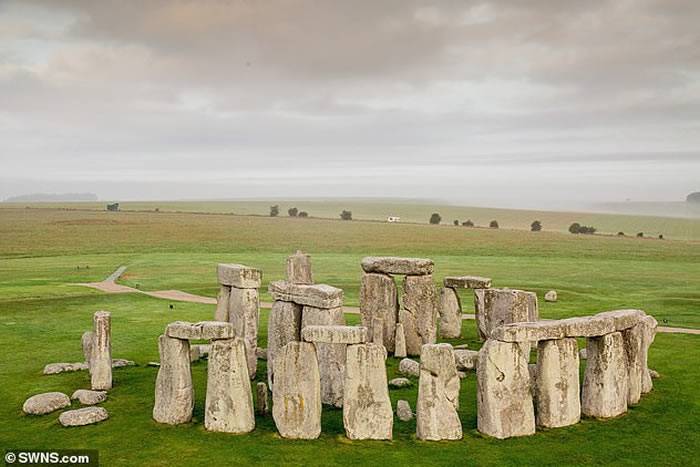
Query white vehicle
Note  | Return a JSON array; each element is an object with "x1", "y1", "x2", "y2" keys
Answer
[{"x1": 386, "y1": 216, "x2": 401, "y2": 223}]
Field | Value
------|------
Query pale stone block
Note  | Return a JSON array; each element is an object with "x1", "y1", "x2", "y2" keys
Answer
[
  {"x1": 416, "y1": 343, "x2": 462, "y2": 440},
  {"x1": 217, "y1": 263, "x2": 262, "y2": 288},
  {"x1": 439, "y1": 287, "x2": 462, "y2": 339},
  {"x1": 582, "y1": 332, "x2": 628, "y2": 418},
  {"x1": 269, "y1": 281, "x2": 343, "y2": 309},
  {"x1": 91, "y1": 311, "x2": 112, "y2": 391},
  {"x1": 267, "y1": 300, "x2": 302, "y2": 390},
  {"x1": 535, "y1": 338, "x2": 580, "y2": 428},
  {"x1": 360, "y1": 272, "x2": 398, "y2": 351},
  {"x1": 361, "y1": 256, "x2": 434, "y2": 275},
  {"x1": 286, "y1": 250, "x2": 313, "y2": 284},
  {"x1": 153, "y1": 335, "x2": 194, "y2": 425}
]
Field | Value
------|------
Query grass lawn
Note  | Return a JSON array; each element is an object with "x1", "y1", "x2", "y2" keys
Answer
[{"x1": 0, "y1": 205, "x2": 699, "y2": 465}]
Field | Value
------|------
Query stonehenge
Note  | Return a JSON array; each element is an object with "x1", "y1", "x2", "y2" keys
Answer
[
  {"x1": 440, "y1": 275, "x2": 492, "y2": 339},
  {"x1": 416, "y1": 343, "x2": 462, "y2": 441}
]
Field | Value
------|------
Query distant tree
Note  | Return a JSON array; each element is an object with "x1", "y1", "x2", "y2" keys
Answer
[
  {"x1": 617, "y1": 231, "x2": 625, "y2": 236},
  {"x1": 453, "y1": 219, "x2": 459, "y2": 226},
  {"x1": 489, "y1": 220, "x2": 499, "y2": 229},
  {"x1": 462, "y1": 219, "x2": 474, "y2": 227},
  {"x1": 340, "y1": 210, "x2": 352, "y2": 221},
  {"x1": 429, "y1": 213, "x2": 442, "y2": 225},
  {"x1": 288, "y1": 207, "x2": 298, "y2": 217},
  {"x1": 530, "y1": 220, "x2": 542, "y2": 232},
  {"x1": 154, "y1": 207, "x2": 159, "y2": 212},
  {"x1": 270, "y1": 205, "x2": 279, "y2": 217},
  {"x1": 298, "y1": 211, "x2": 309, "y2": 218},
  {"x1": 569, "y1": 222, "x2": 581, "y2": 234},
  {"x1": 686, "y1": 192, "x2": 700, "y2": 203},
  {"x1": 637, "y1": 232, "x2": 644, "y2": 238},
  {"x1": 658, "y1": 234, "x2": 664, "y2": 239}
]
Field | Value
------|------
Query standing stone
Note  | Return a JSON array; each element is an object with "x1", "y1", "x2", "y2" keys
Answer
[
  {"x1": 623, "y1": 323, "x2": 644, "y2": 405},
  {"x1": 416, "y1": 343, "x2": 462, "y2": 441},
  {"x1": 343, "y1": 343, "x2": 393, "y2": 440},
  {"x1": 267, "y1": 300, "x2": 302, "y2": 390},
  {"x1": 360, "y1": 272, "x2": 398, "y2": 352},
  {"x1": 394, "y1": 323, "x2": 407, "y2": 358},
  {"x1": 372, "y1": 317, "x2": 384, "y2": 348},
  {"x1": 582, "y1": 332, "x2": 628, "y2": 418},
  {"x1": 204, "y1": 338, "x2": 255, "y2": 433},
  {"x1": 396, "y1": 400, "x2": 414, "y2": 421},
  {"x1": 214, "y1": 285, "x2": 231, "y2": 322},
  {"x1": 256, "y1": 382, "x2": 269, "y2": 415},
  {"x1": 401, "y1": 275, "x2": 438, "y2": 355},
  {"x1": 228, "y1": 287, "x2": 259, "y2": 379},
  {"x1": 302, "y1": 305, "x2": 346, "y2": 407},
  {"x1": 153, "y1": 335, "x2": 194, "y2": 425},
  {"x1": 640, "y1": 315, "x2": 658, "y2": 394},
  {"x1": 91, "y1": 311, "x2": 112, "y2": 391},
  {"x1": 272, "y1": 342, "x2": 321, "y2": 439},
  {"x1": 477, "y1": 339, "x2": 535, "y2": 439},
  {"x1": 474, "y1": 289, "x2": 536, "y2": 341},
  {"x1": 439, "y1": 287, "x2": 462, "y2": 339},
  {"x1": 286, "y1": 250, "x2": 313, "y2": 284},
  {"x1": 535, "y1": 338, "x2": 580, "y2": 428},
  {"x1": 82, "y1": 331, "x2": 94, "y2": 369}
]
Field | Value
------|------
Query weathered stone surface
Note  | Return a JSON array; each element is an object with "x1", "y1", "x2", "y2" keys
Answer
[
  {"x1": 153, "y1": 335, "x2": 194, "y2": 425},
  {"x1": 439, "y1": 287, "x2": 462, "y2": 339},
  {"x1": 256, "y1": 382, "x2": 269, "y2": 415},
  {"x1": 454, "y1": 349, "x2": 479, "y2": 370},
  {"x1": 535, "y1": 338, "x2": 580, "y2": 428},
  {"x1": 343, "y1": 343, "x2": 393, "y2": 440},
  {"x1": 443, "y1": 276, "x2": 492, "y2": 289},
  {"x1": 623, "y1": 323, "x2": 644, "y2": 405},
  {"x1": 477, "y1": 339, "x2": 535, "y2": 439},
  {"x1": 205, "y1": 338, "x2": 255, "y2": 433},
  {"x1": 194, "y1": 344, "x2": 211, "y2": 358},
  {"x1": 580, "y1": 348, "x2": 588, "y2": 359},
  {"x1": 22, "y1": 392, "x2": 70, "y2": 415},
  {"x1": 272, "y1": 342, "x2": 321, "y2": 439},
  {"x1": 81, "y1": 331, "x2": 94, "y2": 366},
  {"x1": 256, "y1": 347, "x2": 267, "y2": 360},
  {"x1": 111, "y1": 358, "x2": 135, "y2": 368},
  {"x1": 43, "y1": 362, "x2": 89, "y2": 375},
  {"x1": 91, "y1": 311, "x2": 112, "y2": 391},
  {"x1": 217, "y1": 263, "x2": 262, "y2": 288},
  {"x1": 302, "y1": 306, "x2": 346, "y2": 407},
  {"x1": 396, "y1": 400, "x2": 414, "y2": 421},
  {"x1": 371, "y1": 317, "x2": 384, "y2": 347},
  {"x1": 595, "y1": 309, "x2": 645, "y2": 332},
  {"x1": 454, "y1": 343, "x2": 470, "y2": 349},
  {"x1": 416, "y1": 343, "x2": 462, "y2": 441},
  {"x1": 458, "y1": 370, "x2": 468, "y2": 379},
  {"x1": 190, "y1": 345, "x2": 202, "y2": 362},
  {"x1": 166, "y1": 321, "x2": 235, "y2": 341},
  {"x1": 301, "y1": 325, "x2": 368, "y2": 344},
  {"x1": 640, "y1": 315, "x2": 658, "y2": 394},
  {"x1": 394, "y1": 323, "x2": 407, "y2": 358},
  {"x1": 474, "y1": 289, "x2": 536, "y2": 341},
  {"x1": 71, "y1": 389, "x2": 107, "y2": 406},
  {"x1": 267, "y1": 301, "x2": 302, "y2": 389},
  {"x1": 286, "y1": 250, "x2": 313, "y2": 284},
  {"x1": 360, "y1": 272, "x2": 398, "y2": 352},
  {"x1": 214, "y1": 285, "x2": 231, "y2": 322},
  {"x1": 228, "y1": 287, "x2": 259, "y2": 379},
  {"x1": 544, "y1": 290, "x2": 558, "y2": 302},
  {"x1": 582, "y1": 332, "x2": 628, "y2": 418},
  {"x1": 59, "y1": 407, "x2": 109, "y2": 427},
  {"x1": 389, "y1": 377, "x2": 411, "y2": 388},
  {"x1": 361, "y1": 256, "x2": 434, "y2": 275},
  {"x1": 398, "y1": 358, "x2": 420, "y2": 377},
  {"x1": 649, "y1": 369, "x2": 660, "y2": 379},
  {"x1": 402, "y1": 275, "x2": 438, "y2": 355},
  {"x1": 269, "y1": 281, "x2": 343, "y2": 309}
]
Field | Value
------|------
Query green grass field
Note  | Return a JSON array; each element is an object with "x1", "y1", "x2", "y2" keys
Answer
[{"x1": 1, "y1": 204, "x2": 699, "y2": 466}]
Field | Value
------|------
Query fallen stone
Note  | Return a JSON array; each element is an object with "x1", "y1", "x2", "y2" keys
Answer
[
  {"x1": 153, "y1": 335, "x2": 194, "y2": 425},
  {"x1": 71, "y1": 389, "x2": 107, "y2": 406},
  {"x1": 544, "y1": 290, "x2": 558, "y2": 302},
  {"x1": 439, "y1": 287, "x2": 462, "y2": 339},
  {"x1": 301, "y1": 325, "x2": 368, "y2": 344},
  {"x1": 147, "y1": 361, "x2": 160, "y2": 367},
  {"x1": 302, "y1": 306, "x2": 346, "y2": 407},
  {"x1": 474, "y1": 289, "x2": 536, "y2": 341},
  {"x1": 43, "y1": 362, "x2": 89, "y2": 375},
  {"x1": 267, "y1": 300, "x2": 302, "y2": 390},
  {"x1": 214, "y1": 285, "x2": 231, "y2": 322},
  {"x1": 217, "y1": 263, "x2": 262, "y2": 289},
  {"x1": 443, "y1": 276, "x2": 492, "y2": 289},
  {"x1": 343, "y1": 343, "x2": 393, "y2": 440},
  {"x1": 205, "y1": 338, "x2": 255, "y2": 434},
  {"x1": 228, "y1": 286, "x2": 259, "y2": 379},
  {"x1": 649, "y1": 369, "x2": 660, "y2": 379},
  {"x1": 166, "y1": 321, "x2": 235, "y2": 341},
  {"x1": 388, "y1": 377, "x2": 412, "y2": 388},
  {"x1": 22, "y1": 392, "x2": 71, "y2": 415},
  {"x1": 477, "y1": 339, "x2": 535, "y2": 439},
  {"x1": 360, "y1": 272, "x2": 398, "y2": 351},
  {"x1": 454, "y1": 349, "x2": 479, "y2": 370},
  {"x1": 399, "y1": 358, "x2": 420, "y2": 377},
  {"x1": 111, "y1": 358, "x2": 135, "y2": 368},
  {"x1": 59, "y1": 407, "x2": 109, "y2": 427},
  {"x1": 454, "y1": 343, "x2": 469, "y2": 349},
  {"x1": 402, "y1": 275, "x2": 438, "y2": 355},
  {"x1": 535, "y1": 338, "x2": 580, "y2": 428},
  {"x1": 396, "y1": 400, "x2": 414, "y2": 421},
  {"x1": 582, "y1": 332, "x2": 628, "y2": 418},
  {"x1": 286, "y1": 250, "x2": 313, "y2": 284},
  {"x1": 361, "y1": 256, "x2": 434, "y2": 276},
  {"x1": 272, "y1": 342, "x2": 321, "y2": 439},
  {"x1": 256, "y1": 382, "x2": 269, "y2": 415},
  {"x1": 268, "y1": 281, "x2": 343, "y2": 309},
  {"x1": 91, "y1": 311, "x2": 112, "y2": 391},
  {"x1": 416, "y1": 343, "x2": 462, "y2": 441},
  {"x1": 394, "y1": 323, "x2": 407, "y2": 358}
]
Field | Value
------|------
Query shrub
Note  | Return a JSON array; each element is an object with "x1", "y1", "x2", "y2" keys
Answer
[
  {"x1": 530, "y1": 220, "x2": 542, "y2": 232},
  {"x1": 270, "y1": 205, "x2": 279, "y2": 217},
  {"x1": 489, "y1": 220, "x2": 499, "y2": 229},
  {"x1": 637, "y1": 232, "x2": 644, "y2": 238},
  {"x1": 340, "y1": 210, "x2": 352, "y2": 221},
  {"x1": 288, "y1": 207, "x2": 298, "y2": 217},
  {"x1": 453, "y1": 220, "x2": 459, "y2": 226},
  {"x1": 429, "y1": 213, "x2": 441, "y2": 225},
  {"x1": 462, "y1": 219, "x2": 474, "y2": 227},
  {"x1": 569, "y1": 222, "x2": 581, "y2": 234},
  {"x1": 617, "y1": 231, "x2": 625, "y2": 236},
  {"x1": 659, "y1": 234, "x2": 663, "y2": 239},
  {"x1": 298, "y1": 211, "x2": 308, "y2": 218}
]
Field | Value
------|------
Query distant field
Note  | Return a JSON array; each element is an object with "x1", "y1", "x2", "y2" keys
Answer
[{"x1": 2, "y1": 199, "x2": 698, "y2": 240}]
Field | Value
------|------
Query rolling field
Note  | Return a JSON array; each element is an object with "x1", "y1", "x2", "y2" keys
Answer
[{"x1": 0, "y1": 205, "x2": 699, "y2": 466}]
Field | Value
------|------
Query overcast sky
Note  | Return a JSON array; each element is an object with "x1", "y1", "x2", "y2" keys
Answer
[{"x1": 1, "y1": 0, "x2": 698, "y2": 208}]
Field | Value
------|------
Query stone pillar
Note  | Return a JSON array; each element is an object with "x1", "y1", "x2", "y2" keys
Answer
[
  {"x1": 622, "y1": 323, "x2": 644, "y2": 405},
  {"x1": 416, "y1": 343, "x2": 462, "y2": 440},
  {"x1": 371, "y1": 317, "x2": 384, "y2": 348},
  {"x1": 81, "y1": 331, "x2": 94, "y2": 366},
  {"x1": 214, "y1": 285, "x2": 231, "y2": 322},
  {"x1": 477, "y1": 339, "x2": 535, "y2": 439},
  {"x1": 153, "y1": 335, "x2": 194, "y2": 425},
  {"x1": 439, "y1": 287, "x2": 462, "y2": 339},
  {"x1": 359, "y1": 272, "x2": 398, "y2": 352},
  {"x1": 301, "y1": 306, "x2": 346, "y2": 407},
  {"x1": 474, "y1": 288, "x2": 537, "y2": 341},
  {"x1": 535, "y1": 338, "x2": 580, "y2": 428},
  {"x1": 91, "y1": 311, "x2": 112, "y2": 391},
  {"x1": 640, "y1": 315, "x2": 657, "y2": 394},
  {"x1": 272, "y1": 342, "x2": 321, "y2": 439},
  {"x1": 394, "y1": 323, "x2": 407, "y2": 358},
  {"x1": 256, "y1": 382, "x2": 269, "y2": 415},
  {"x1": 267, "y1": 300, "x2": 302, "y2": 390},
  {"x1": 582, "y1": 332, "x2": 628, "y2": 418},
  {"x1": 343, "y1": 343, "x2": 393, "y2": 440},
  {"x1": 401, "y1": 275, "x2": 438, "y2": 356},
  {"x1": 204, "y1": 338, "x2": 255, "y2": 433},
  {"x1": 228, "y1": 287, "x2": 259, "y2": 379},
  {"x1": 286, "y1": 250, "x2": 313, "y2": 284}
]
